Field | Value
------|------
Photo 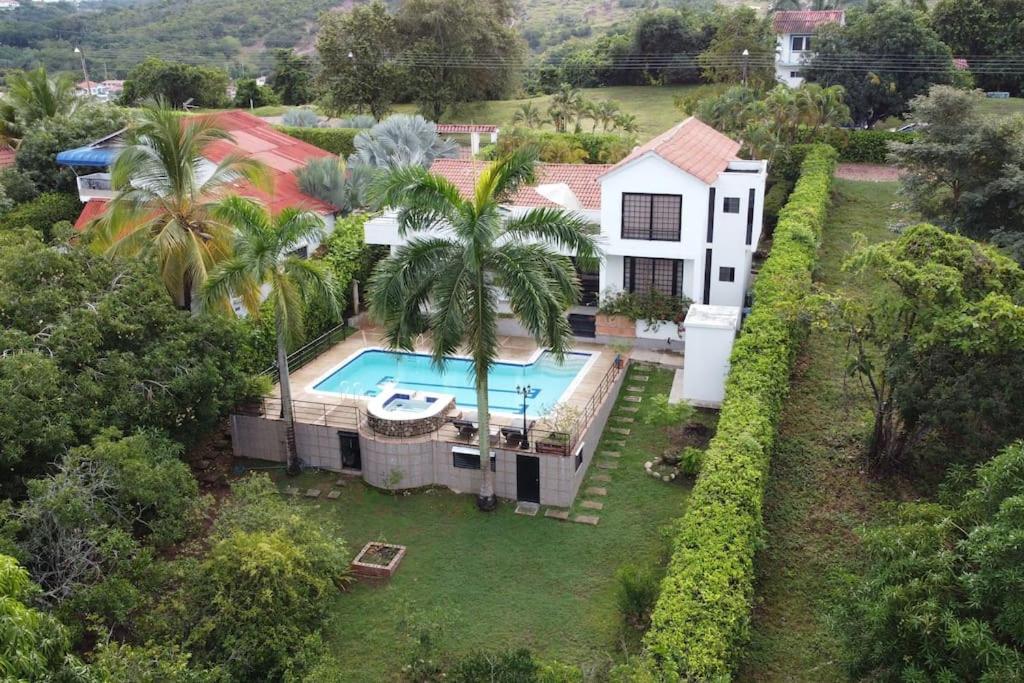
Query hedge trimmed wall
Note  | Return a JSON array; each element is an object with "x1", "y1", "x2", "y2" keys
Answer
[
  {"x1": 273, "y1": 126, "x2": 358, "y2": 157},
  {"x1": 642, "y1": 144, "x2": 838, "y2": 679},
  {"x1": 840, "y1": 130, "x2": 916, "y2": 163}
]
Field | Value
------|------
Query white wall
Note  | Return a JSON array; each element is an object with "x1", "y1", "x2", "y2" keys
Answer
[
  {"x1": 705, "y1": 166, "x2": 766, "y2": 308},
  {"x1": 776, "y1": 33, "x2": 811, "y2": 87}
]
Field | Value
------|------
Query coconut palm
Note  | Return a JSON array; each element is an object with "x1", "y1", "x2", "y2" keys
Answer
[
  {"x1": 591, "y1": 100, "x2": 622, "y2": 132},
  {"x1": 547, "y1": 84, "x2": 584, "y2": 134},
  {"x1": 201, "y1": 196, "x2": 339, "y2": 475},
  {"x1": 4, "y1": 67, "x2": 76, "y2": 127},
  {"x1": 612, "y1": 112, "x2": 640, "y2": 135},
  {"x1": 368, "y1": 149, "x2": 600, "y2": 510},
  {"x1": 89, "y1": 106, "x2": 268, "y2": 309},
  {"x1": 512, "y1": 102, "x2": 546, "y2": 129},
  {"x1": 796, "y1": 83, "x2": 851, "y2": 133}
]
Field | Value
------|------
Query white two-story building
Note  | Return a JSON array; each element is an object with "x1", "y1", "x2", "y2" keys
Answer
[
  {"x1": 363, "y1": 117, "x2": 767, "y2": 342},
  {"x1": 773, "y1": 9, "x2": 845, "y2": 88}
]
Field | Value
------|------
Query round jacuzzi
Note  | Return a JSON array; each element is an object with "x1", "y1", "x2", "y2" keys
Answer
[{"x1": 365, "y1": 388, "x2": 455, "y2": 437}]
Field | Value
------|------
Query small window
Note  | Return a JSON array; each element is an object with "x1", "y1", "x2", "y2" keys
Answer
[
  {"x1": 452, "y1": 449, "x2": 495, "y2": 471},
  {"x1": 289, "y1": 246, "x2": 309, "y2": 259},
  {"x1": 791, "y1": 35, "x2": 811, "y2": 52},
  {"x1": 719, "y1": 267, "x2": 736, "y2": 283},
  {"x1": 723, "y1": 197, "x2": 741, "y2": 214},
  {"x1": 790, "y1": 71, "x2": 801, "y2": 79}
]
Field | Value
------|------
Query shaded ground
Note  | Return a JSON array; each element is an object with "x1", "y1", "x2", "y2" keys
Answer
[
  {"x1": 738, "y1": 180, "x2": 916, "y2": 681},
  {"x1": 835, "y1": 163, "x2": 902, "y2": 182},
  {"x1": 259, "y1": 363, "x2": 703, "y2": 680}
]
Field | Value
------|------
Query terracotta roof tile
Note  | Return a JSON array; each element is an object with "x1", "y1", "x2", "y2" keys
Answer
[
  {"x1": 436, "y1": 124, "x2": 499, "y2": 134},
  {"x1": 73, "y1": 198, "x2": 105, "y2": 231},
  {"x1": 772, "y1": 10, "x2": 844, "y2": 34},
  {"x1": 605, "y1": 117, "x2": 741, "y2": 184},
  {"x1": 0, "y1": 145, "x2": 14, "y2": 170},
  {"x1": 428, "y1": 159, "x2": 607, "y2": 210}
]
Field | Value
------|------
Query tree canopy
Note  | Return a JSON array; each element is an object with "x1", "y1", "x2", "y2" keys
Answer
[{"x1": 120, "y1": 58, "x2": 230, "y2": 109}]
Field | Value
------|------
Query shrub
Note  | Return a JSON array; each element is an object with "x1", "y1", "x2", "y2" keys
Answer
[
  {"x1": 762, "y1": 180, "x2": 793, "y2": 231},
  {"x1": 840, "y1": 129, "x2": 917, "y2": 163},
  {"x1": 641, "y1": 144, "x2": 837, "y2": 678},
  {"x1": 495, "y1": 128, "x2": 635, "y2": 164},
  {"x1": 615, "y1": 563, "x2": 660, "y2": 629},
  {"x1": 678, "y1": 446, "x2": 704, "y2": 477},
  {"x1": 281, "y1": 108, "x2": 321, "y2": 128},
  {"x1": 0, "y1": 192, "x2": 82, "y2": 240},
  {"x1": 274, "y1": 125, "x2": 358, "y2": 156}
]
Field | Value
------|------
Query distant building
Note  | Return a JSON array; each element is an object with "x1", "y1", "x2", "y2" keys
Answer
[
  {"x1": 772, "y1": 10, "x2": 845, "y2": 88},
  {"x1": 74, "y1": 79, "x2": 125, "y2": 102},
  {"x1": 0, "y1": 1, "x2": 20, "y2": 11}
]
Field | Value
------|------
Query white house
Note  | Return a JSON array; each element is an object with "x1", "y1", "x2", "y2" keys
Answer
[
  {"x1": 363, "y1": 117, "x2": 767, "y2": 341},
  {"x1": 773, "y1": 10, "x2": 845, "y2": 88}
]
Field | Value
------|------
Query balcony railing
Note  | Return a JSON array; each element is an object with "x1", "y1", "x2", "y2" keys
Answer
[{"x1": 76, "y1": 173, "x2": 114, "y2": 200}]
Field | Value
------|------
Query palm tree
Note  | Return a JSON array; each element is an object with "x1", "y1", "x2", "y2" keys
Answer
[
  {"x1": 547, "y1": 85, "x2": 584, "y2": 134},
  {"x1": 612, "y1": 112, "x2": 640, "y2": 135},
  {"x1": 511, "y1": 102, "x2": 545, "y2": 129},
  {"x1": 294, "y1": 156, "x2": 375, "y2": 214},
  {"x1": 4, "y1": 67, "x2": 76, "y2": 127},
  {"x1": 796, "y1": 83, "x2": 851, "y2": 133},
  {"x1": 89, "y1": 106, "x2": 268, "y2": 310},
  {"x1": 350, "y1": 114, "x2": 458, "y2": 170},
  {"x1": 368, "y1": 150, "x2": 600, "y2": 511},
  {"x1": 591, "y1": 100, "x2": 622, "y2": 132},
  {"x1": 200, "y1": 196, "x2": 339, "y2": 476}
]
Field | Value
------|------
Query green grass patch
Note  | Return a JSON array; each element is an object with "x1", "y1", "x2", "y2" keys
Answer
[
  {"x1": 264, "y1": 363, "x2": 695, "y2": 680},
  {"x1": 737, "y1": 180, "x2": 917, "y2": 682}
]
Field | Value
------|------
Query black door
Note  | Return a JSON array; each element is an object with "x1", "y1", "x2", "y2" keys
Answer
[
  {"x1": 338, "y1": 431, "x2": 361, "y2": 470},
  {"x1": 516, "y1": 454, "x2": 540, "y2": 504}
]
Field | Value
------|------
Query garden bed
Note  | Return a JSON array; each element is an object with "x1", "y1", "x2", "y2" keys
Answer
[{"x1": 350, "y1": 541, "x2": 407, "y2": 580}]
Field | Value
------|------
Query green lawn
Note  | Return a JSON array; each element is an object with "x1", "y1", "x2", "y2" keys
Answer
[
  {"x1": 391, "y1": 84, "x2": 722, "y2": 142},
  {"x1": 977, "y1": 96, "x2": 1024, "y2": 116},
  {"x1": 737, "y1": 180, "x2": 917, "y2": 682},
  {"x1": 268, "y1": 363, "x2": 700, "y2": 680}
]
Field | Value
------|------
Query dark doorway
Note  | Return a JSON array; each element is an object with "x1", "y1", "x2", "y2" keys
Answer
[
  {"x1": 572, "y1": 257, "x2": 600, "y2": 307},
  {"x1": 338, "y1": 431, "x2": 362, "y2": 470},
  {"x1": 516, "y1": 454, "x2": 540, "y2": 504},
  {"x1": 568, "y1": 313, "x2": 596, "y2": 338}
]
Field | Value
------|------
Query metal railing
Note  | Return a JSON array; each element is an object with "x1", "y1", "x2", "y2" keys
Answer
[{"x1": 259, "y1": 323, "x2": 351, "y2": 385}]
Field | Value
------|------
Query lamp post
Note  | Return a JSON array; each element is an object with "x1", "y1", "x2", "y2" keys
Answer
[
  {"x1": 515, "y1": 385, "x2": 531, "y2": 449},
  {"x1": 74, "y1": 47, "x2": 91, "y2": 93},
  {"x1": 741, "y1": 49, "x2": 750, "y2": 87}
]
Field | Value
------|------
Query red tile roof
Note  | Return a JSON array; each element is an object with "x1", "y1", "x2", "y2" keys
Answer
[
  {"x1": 428, "y1": 159, "x2": 608, "y2": 210},
  {"x1": 74, "y1": 198, "x2": 107, "y2": 231},
  {"x1": 436, "y1": 124, "x2": 499, "y2": 134},
  {"x1": 772, "y1": 10, "x2": 844, "y2": 34},
  {"x1": 0, "y1": 145, "x2": 14, "y2": 170},
  {"x1": 194, "y1": 110, "x2": 336, "y2": 216},
  {"x1": 605, "y1": 117, "x2": 741, "y2": 184}
]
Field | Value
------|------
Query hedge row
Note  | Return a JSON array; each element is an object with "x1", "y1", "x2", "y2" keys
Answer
[
  {"x1": 273, "y1": 126, "x2": 359, "y2": 157},
  {"x1": 805, "y1": 128, "x2": 916, "y2": 164},
  {"x1": 642, "y1": 144, "x2": 838, "y2": 679}
]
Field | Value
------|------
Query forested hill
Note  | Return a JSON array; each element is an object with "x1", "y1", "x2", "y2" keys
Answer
[{"x1": 0, "y1": 0, "x2": 338, "y2": 75}]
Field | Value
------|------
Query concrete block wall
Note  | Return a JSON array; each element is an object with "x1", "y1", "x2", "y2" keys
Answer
[
  {"x1": 361, "y1": 436, "x2": 436, "y2": 489},
  {"x1": 295, "y1": 423, "x2": 344, "y2": 470},
  {"x1": 231, "y1": 414, "x2": 287, "y2": 462}
]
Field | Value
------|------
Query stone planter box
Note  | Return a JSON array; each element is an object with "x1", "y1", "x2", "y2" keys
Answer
[
  {"x1": 595, "y1": 314, "x2": 636, "y2": 338},
  {"x1": 350, "y1": 541, "x2": 407, "y2": 580},
  {"x1": 535, "y1": 436, "x2": 569, "y2": 456}
]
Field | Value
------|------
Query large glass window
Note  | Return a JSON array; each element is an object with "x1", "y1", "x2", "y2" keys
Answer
[
  {"x1": 621, "y1": 193, "x2": 682, "y2": 241},
  {"x1": 624, "y1": 257, "x2": 684, "y2": 298},
  {"x1": 791, "y1": 35, "x2": 811, "y2": 52}
]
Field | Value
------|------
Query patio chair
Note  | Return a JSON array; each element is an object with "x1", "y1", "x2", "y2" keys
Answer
[
  {"x1": 500, "y1": 426, "x2": 524, "y2": 447},
  {"x1": 452, "y1": 419, "x2": 478, "y2": 440}
]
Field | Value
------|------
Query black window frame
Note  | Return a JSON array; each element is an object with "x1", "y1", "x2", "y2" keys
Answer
[
  {"x1": 745, "y1": 188, "x2": 756, "y2": 246},
  {"x1": 723, "y1": 197, "x2": 741, "y2": 214},
  {"x1": 719, "y1": 266, "x2": 736, "y2": 283},
  {"x1": 453, "y1": 450, "x2": 496, "y2": 471},
  {"x1": 791, "y1": 35, "x2": 811, "y2": 52},
  {"x1": 620, "y1": 192, "x2": 682, "y2": 242},
  {"x1": 623, "y1": 257, "x2": 684, "y2": 298}
]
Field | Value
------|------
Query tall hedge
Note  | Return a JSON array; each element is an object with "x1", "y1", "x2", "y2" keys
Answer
[
  {"x1": 642, "y1": 144, "x2": 838, "y2": 679},
  {"x1": 273, "y1": 126, "x2": 358, "y2": 157}
]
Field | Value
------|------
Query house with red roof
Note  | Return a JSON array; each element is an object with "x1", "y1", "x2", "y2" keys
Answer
[
  {"x1": 772, "y1": 9, "x2": 845, "y2": 87},
  {"x1": 364, "y1": 117, "x2": 767, "y2": 341}
]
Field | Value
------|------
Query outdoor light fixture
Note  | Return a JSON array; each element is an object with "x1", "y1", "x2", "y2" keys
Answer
[{"x1": 515, "y1": 385, "x2": 531, "y2": 449}]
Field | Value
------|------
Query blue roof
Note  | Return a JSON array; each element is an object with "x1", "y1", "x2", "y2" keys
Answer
[{"x1": 56, "y1": 146, "x2": 119, "y2": 168}]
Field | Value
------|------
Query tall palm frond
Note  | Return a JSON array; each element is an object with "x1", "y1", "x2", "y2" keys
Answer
[
  {"x1": 4, "y1": 67, "x2": 76, "y2": 126},
  {"x1": 349, "y1": 114, "x2": 458, "y2": 170}
]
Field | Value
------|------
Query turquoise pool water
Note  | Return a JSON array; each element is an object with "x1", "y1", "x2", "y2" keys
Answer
[{"x1": 312, "y1": 349, "x2": 592, "y2": 417}]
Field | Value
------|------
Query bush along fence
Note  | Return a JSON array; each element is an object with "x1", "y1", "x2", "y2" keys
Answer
[
  {"x1": 273, "y1": 126, "x2": 359, "y2": 157},
  {"x1": 639, "y1": 144, "x2": 838, "y2": 679}
]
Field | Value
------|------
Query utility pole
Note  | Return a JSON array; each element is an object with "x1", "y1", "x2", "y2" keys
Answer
[
  {"x1": 74, "y1": 46, "x2": 91, "y2": 91},
  {"x1": 742, "y1": 49, "x2": 750, "y2": 87}
]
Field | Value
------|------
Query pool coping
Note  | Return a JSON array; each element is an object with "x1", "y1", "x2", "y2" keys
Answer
[{"x1": 304, "y1": 345, "x2": 600, "y2": 420}]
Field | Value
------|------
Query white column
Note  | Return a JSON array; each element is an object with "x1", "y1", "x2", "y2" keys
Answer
[{"x1": 470, "y1": 132, "x2": 480, "y2": 156}]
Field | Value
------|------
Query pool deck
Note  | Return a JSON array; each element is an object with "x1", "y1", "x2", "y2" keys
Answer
[{"x1": 269, "y1": 329, "x2": 618, "y2": 434}]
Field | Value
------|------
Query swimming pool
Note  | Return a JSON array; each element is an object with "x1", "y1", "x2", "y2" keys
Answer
[{"x1": 311, "y1": 349, "x2": 594, "y2": 417}]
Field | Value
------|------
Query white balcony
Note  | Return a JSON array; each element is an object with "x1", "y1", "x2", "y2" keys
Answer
[{"x1": 77, "y1": 172, "x2": 114, "y2": 201}]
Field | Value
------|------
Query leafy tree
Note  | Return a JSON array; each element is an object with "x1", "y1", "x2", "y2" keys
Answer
[
  {"x1": 269, "y1": 49, "x2": 314, "y2": 106},
  {"x1": 369, "y1": 150, "x2": 600, "y2": 509},
  {"x1": 698, "y1": 6, "x2": 775, "y2": 89},
  {"x1": 232, "y1": 78, "x2": 279, "y2": 109},
  {"x1": 201, "y1": 196, "x2": 339, "y2": 475},
  {"x1": 632, "y1": 8, "x2": 712, "y2": 85},
  {"x1": 0, "y1": 191, "x2": 82, "y2": 240},
  {"x1": 317, "y1": 1, "x2": 402, "y2": 120},
  {"x1": 89, "y1": 641, "x2": 225, "y2": 683},
  {"x1": 15, "y1": 103, "x2": 127, "y2": 193},
  {"x1": 931, "y1": 0, "x2": 1024, "y2": 95},
  {"x1": 834, "y1": 224, "x2": 1024, "y2": 472},
  {"x1": 0, "y1": 553, "x2": 75, "y2": 680},
  {"x1": 3, "y1": 66, "x2": 76, "y2": 131},
  {"x1": 806, "y1": 3, "x2": 954, "y2": 125},
  {"x1": 396, "y1": 0, "x2": 524, "y2": 121},
  {"x1": 890, "y1": 86, "x2": 1024, "y2": 255},
  {"x1": 120, "y1": 58, "x2": 230, "y2": 108},
  {"x1": 838, "y1": 441, "x2": 1024, "y2": 680},
  {"x1": 89, "y1": 106, "x2": 267, "y2": 309},
  {"x1": 349, "y1": 114, "x2": 458, "y2": 169}
]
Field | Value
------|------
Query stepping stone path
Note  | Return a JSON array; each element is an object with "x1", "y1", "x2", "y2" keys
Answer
[
  {"x1": 591, "y1": 473, "x2": 612, "y2": 482},
  {"x1": 597, "y1": 461, "x2": 619, "y2": 470},
  {"x1": 602, "y1": 451, "x2": 621, "y2": 458},
  {"x1": 609, "y1": 427, "x2": 631, "y2": 435},
  {"x1": 283, "y1": 486, "x2": 300, "y2": 496},
  {"x1": 619, "y1": 406, "x2": 640, "y2": 413},
  {"x1": 573, "y1": 514, "x2": 600, "y2": 526},
  {"x1": 626, "y1": 386, "x2": 644, "y2": 393},
  {"x1": 334, "y1": 478, "x2": 348, "y2": 486},
  {"x1": 580, "y1": 500, "x2": 604, "y2": 511},
  {"x1": 515, "y1": 502, "x2": 540, "y2": 516},
  {"x1": 612, "y1": 416, "x2": 634, "y2": 423},
  {"x1": 634, "y1": 375, "x2": 650, "y2": 382},
  {"x1": 585, "y1": 486, "x2": 608, "y2": 496},
  {"x1": 305, "y1": 488, "x2": 322, "y2": 498},
  {"x1": 326, "y1": 490, "x2": 341, "y2": 500},
  {"x1": 544, "y1": 508, "x2": 570, "y2": 520},
  {"x1": 624, "y1": 396, "x2": 642, "y2": 403}
]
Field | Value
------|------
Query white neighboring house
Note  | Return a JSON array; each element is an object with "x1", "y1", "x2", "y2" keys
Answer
[
  {"x1": 773, "y1": 9, "x2": 845, "y2": 88},
  {"x1": 363, "y1": 117, "x2": 767, "y2": 342}
]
